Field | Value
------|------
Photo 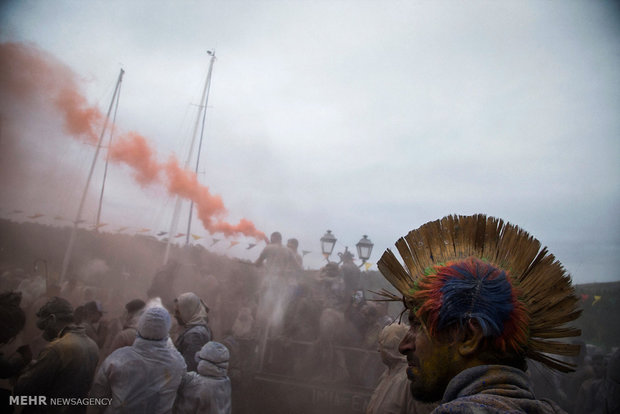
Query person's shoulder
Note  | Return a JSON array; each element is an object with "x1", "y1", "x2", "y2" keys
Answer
[
  {"x1": 105, "y1": 344, "x2": 137, "y2": 360},
  {"x1": 182, "y1": 324, "x2": 210, "y2": 339},
  {"x1": 435, "y1": 395, "x2": 566, "y2": 414},
  {"x1": 431, "y1": 399, "x2": 499, "y2": 414}
]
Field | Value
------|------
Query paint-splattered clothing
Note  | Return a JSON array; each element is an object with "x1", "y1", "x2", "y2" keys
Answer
[
  {"x1": 433, "y1": 365, "x2": 566, "y2": 414},
  {"x1": 14, "y1": 325, "x2": 99, "y2": 414}
]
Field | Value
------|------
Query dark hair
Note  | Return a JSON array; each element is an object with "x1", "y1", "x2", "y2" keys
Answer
[
  {"x1": 0, "y1": 291, "x2": 26, "y2": 344},
  {"x1": 441, "y1": 321, "x2": 528, "y2": 372},
  {"x1": 37, "y1": 297, "x2": 74, "y2": 323},
  {"x1": 74, "y1": 306, "x2": 86, "y2": 324},
  {"x1": 477, "y1": 340, "x2": 528, "y2": 371},
  {"x1": 125, "y1": 299, "x2": 146, "y2": 314}
]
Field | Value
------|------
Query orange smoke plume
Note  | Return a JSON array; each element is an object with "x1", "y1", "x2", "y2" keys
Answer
[
  {"x1": 1, "y1": 41, "x2": 266, "y2": 242},
  {"x1": 0, "y1": 42, "x2": 102, "y2": 143},
  {"x1": 109, "y1": 132, "x2": 162, "y2": 186}
]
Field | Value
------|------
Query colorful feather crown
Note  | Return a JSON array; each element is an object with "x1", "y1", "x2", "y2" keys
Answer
[{"x1": 377, "y1": 214, "x2": 582, "y2": 373}]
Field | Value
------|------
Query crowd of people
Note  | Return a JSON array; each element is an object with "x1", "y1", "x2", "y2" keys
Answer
[{"x1": 0, "y1": 221, "x2": 619, "y2": 414}]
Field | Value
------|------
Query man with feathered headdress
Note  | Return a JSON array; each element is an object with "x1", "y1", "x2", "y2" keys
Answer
[{"x1": 377, "y1": 214, "x2": 582, "y2": 413}]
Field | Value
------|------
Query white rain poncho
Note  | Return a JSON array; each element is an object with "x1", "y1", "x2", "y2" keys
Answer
[
  {"x1": 89, "y1": 307, "x2": 186, "y2": 414},
  {"x1": 366, "y1": 324, "x2": 436, "y2": 414},
  {"x1": 174, "y1": 341, "x2": 231, "y2": 414}
]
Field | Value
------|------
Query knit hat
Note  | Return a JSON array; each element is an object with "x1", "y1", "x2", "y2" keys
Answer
[
  {"x1": 196, "y1": 341, "x2": 229, "y2": 377},
  {"x1": 137, "y1": 306, "x2": 171, "y2": 340},
  {"x1": 197, "y1": 341, "x2": 229, "y2": 364}
]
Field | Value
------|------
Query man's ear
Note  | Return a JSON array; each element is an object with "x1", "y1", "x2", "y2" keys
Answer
[{"x1": 458, "y1": 319, "x2": 484, "y2": 357}]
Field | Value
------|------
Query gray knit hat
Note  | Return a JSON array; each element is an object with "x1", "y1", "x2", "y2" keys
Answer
[
  {"x1": 137, "y1": 307, "x2": 171, "y2": 340},
  {"x1": 196, "y1": 341, "x2": 229, "y2": 364}
]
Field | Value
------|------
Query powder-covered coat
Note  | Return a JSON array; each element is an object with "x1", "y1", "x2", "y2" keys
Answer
[
  {"x1": 89, "y1": 337, "x2": 186, "y2": 414},
  {"x1": 175, "y1": 325, "x2": 211, "y2": 372},
  {"x1": 434, "y1": 365, "x2": 566, "y2": 414},
  {"x1": 173, "y1": 345, "x2": 231, "y2": 414}
]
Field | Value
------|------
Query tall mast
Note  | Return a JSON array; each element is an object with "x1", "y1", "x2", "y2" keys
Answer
[
  {"x1": 96, "y1": 73, "x2": 124, "y2": 228},
  {"x1": 163, "y1": 50, "x2": 216, "y2": 263},
  {"x1": 185, "y1": 50, "x2": 216, "y2": 245},
  {"x1": 60, "y1": 68, "x2": 125, "y2": 282}
]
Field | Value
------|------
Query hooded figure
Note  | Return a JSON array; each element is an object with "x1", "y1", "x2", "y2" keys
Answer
[
  {"x1": 174, "y1": 341, "x2": 232, "y2": 414},
  {"x1": 89, "y1": 307, "x2": 186, "y2": 414},
  {"x1": 366, "y1": 324, "x2": 436, "y2": 414},
  {"x1": 174, "y1": 292, "x2": 212, "y2": 372}
]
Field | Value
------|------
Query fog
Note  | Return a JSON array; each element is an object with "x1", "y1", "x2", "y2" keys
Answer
[
  {"x1": 0, "y1": 0, "x2": 619, "y2": 283},
  {"x1": 0, "y1": 1, "x2": 619, "y2": 412}
]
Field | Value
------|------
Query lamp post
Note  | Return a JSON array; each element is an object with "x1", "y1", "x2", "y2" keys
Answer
[
  {"x1": 320, "y1": 230, "x2": 337, "y2": 262},
  {"x1": 356, "y1": 235, "x2": 374, "y2": 267},
  {"x1": 320, "y1": 230, "x2": 374, "y2": 268}
]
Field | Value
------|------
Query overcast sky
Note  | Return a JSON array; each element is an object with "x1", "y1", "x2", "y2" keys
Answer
[{"x1": 1, "y1": 0, "x2": 619, "y2": 283}]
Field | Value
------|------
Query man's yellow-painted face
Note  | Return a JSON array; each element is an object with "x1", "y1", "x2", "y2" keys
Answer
[{"x1": 398, "y1": 311, "x2": 458, "y2": 402}]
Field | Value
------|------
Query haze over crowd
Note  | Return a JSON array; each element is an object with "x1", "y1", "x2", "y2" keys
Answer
[{"x1": 0, "y1": 1, "x2": 619, "y2": 282}]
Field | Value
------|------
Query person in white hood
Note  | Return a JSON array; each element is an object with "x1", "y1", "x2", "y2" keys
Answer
[
  {"x1": 174, "y1": 341, "x2": 231, "y2": 414},
  {"x1": 89, "y1": 306, "x2": 186, "y2": 414},
  {"x1": 366, "y1": 324, "x2": 436, "y2": 414}
]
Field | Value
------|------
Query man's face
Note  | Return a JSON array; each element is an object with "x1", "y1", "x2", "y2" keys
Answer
[{"x1": 398, "y1": 311, "x2": 457, "y2": 403}]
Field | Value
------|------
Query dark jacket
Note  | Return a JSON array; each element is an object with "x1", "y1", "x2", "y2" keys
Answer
[
  {"x1": 434, "y1": 365, "x2": 566, "y2": 414},
  {"x1": 14, "y1": 325, "x2": 99, "y2": 413},
  {"x1": 175, "y1": 324, "x2": 212, "y2": 372}
]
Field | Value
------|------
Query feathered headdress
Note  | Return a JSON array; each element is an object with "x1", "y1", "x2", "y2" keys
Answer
[{"x1": 377, "y1": 214, "x2": 582, "y2": 373}]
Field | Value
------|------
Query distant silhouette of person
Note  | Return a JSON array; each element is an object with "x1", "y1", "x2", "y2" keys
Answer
[
  {"x1": 254, "y1": 232, "x2": 300, "y2": 276},
  {"x1": 286, "y1": 238, "x2": 303, "y2": 268}
]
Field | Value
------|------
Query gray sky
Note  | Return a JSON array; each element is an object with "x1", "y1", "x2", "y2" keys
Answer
[{"x1": 1, "y1": 0, "x2": 619, "y2": 283}]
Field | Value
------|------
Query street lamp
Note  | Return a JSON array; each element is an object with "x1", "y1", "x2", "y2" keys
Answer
[
  {"x1": 320, "y1": 230, "x2": 374, "y2": 267},
  {"x1": 320, "y1": 230, "x2": 337, "y2": 261},
  {"x1": 356, "y1": 235, "x2": 373, "y2": 265}
]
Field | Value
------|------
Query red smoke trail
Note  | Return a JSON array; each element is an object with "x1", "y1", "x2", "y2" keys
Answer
[{"x1": 0, "y1": 41, "x2": 266, "y2": 242}]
